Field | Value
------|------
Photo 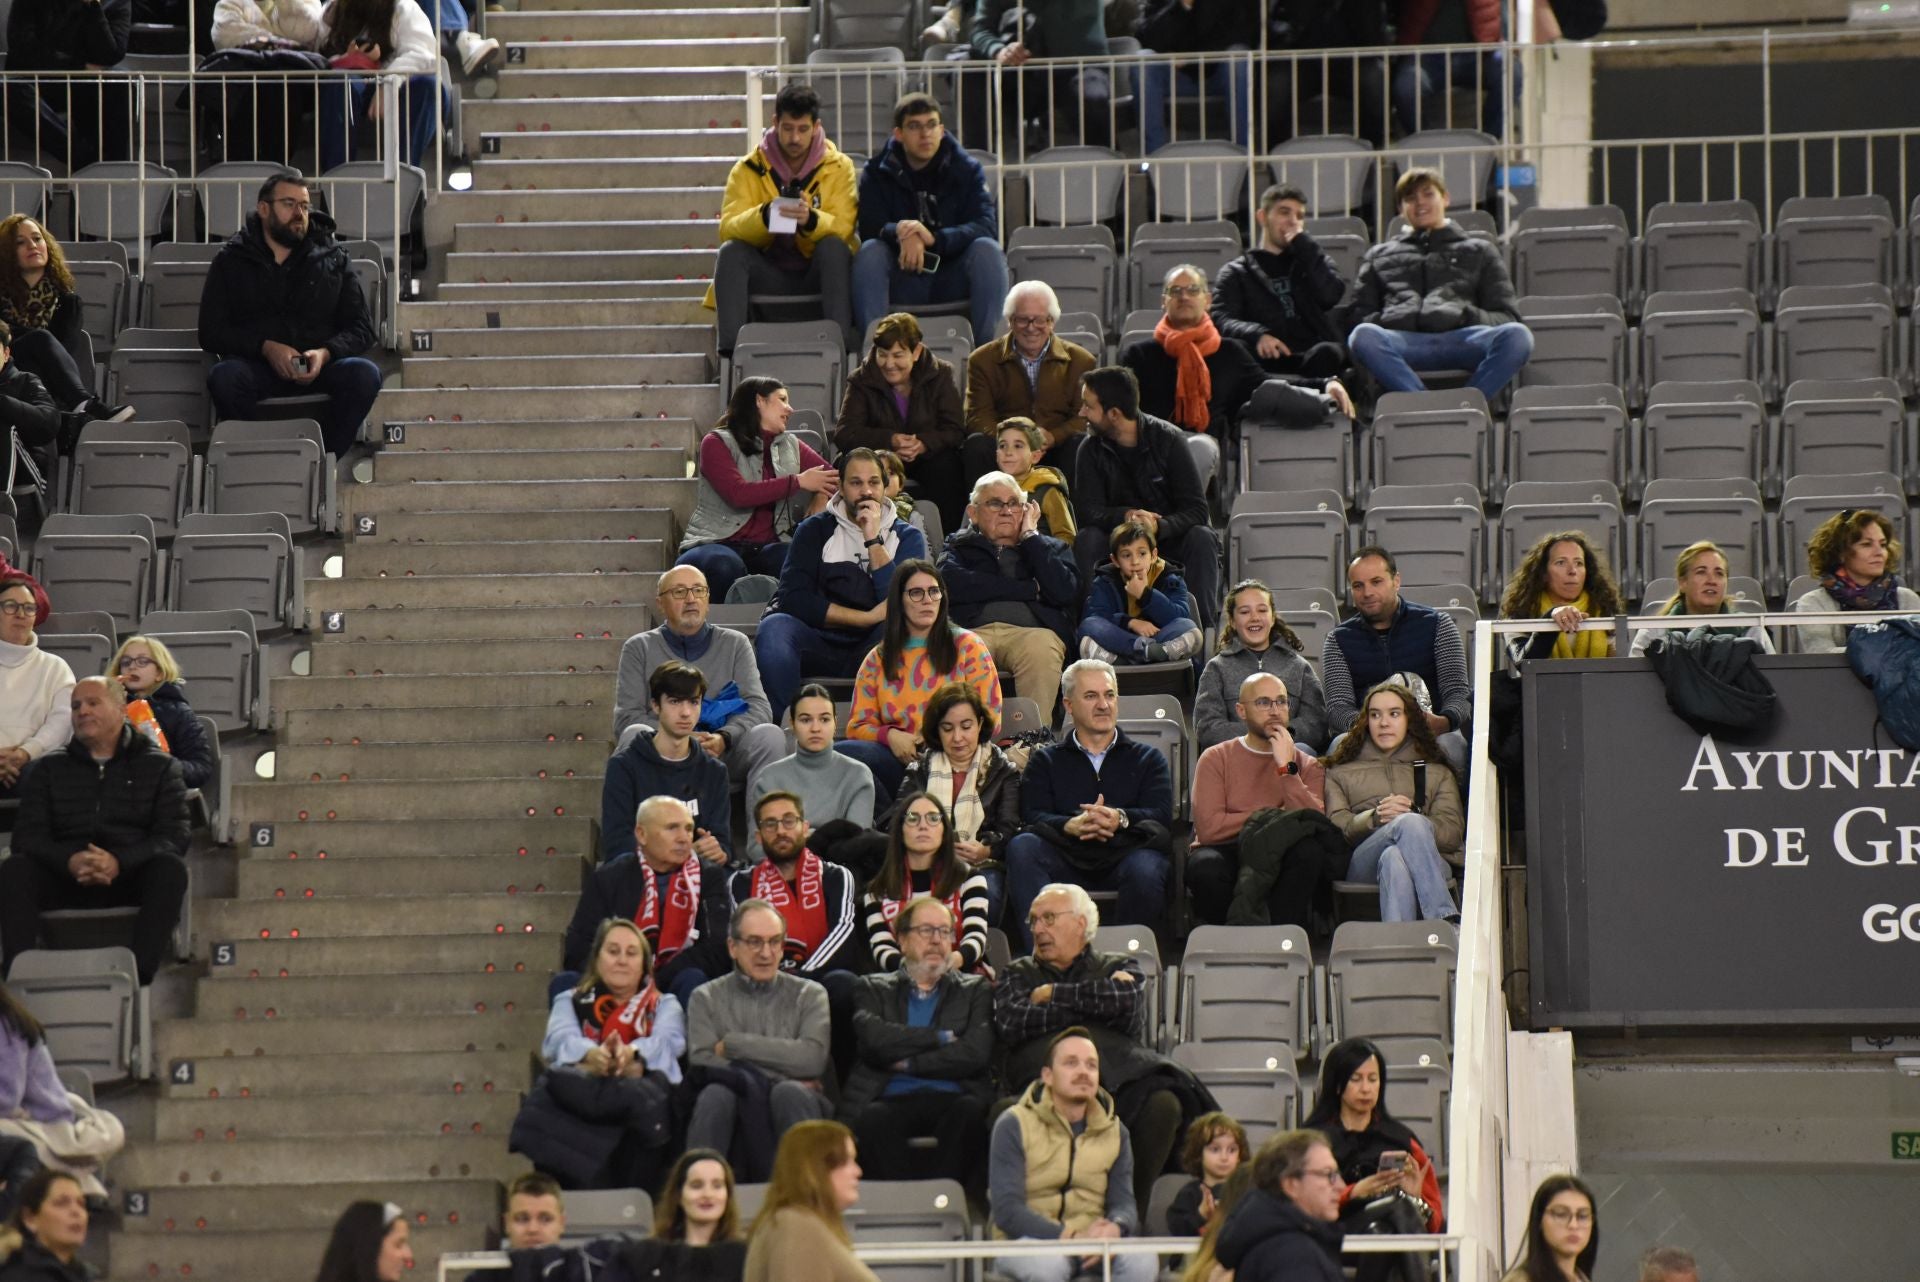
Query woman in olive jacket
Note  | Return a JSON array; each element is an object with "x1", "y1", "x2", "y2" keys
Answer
[{"x1": 832, "y1": 312, "x2": 966, "y2": 534}]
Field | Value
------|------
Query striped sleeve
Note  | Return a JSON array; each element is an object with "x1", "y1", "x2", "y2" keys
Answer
[
  {"x1": 956, "y1": 871, "x2": 990, "y2": 969},
  {"x1": 863, "y1": 891, "x2": 902, "y2": 971},
  {"x1": 1431, "y1": 612, "x2": 1473, "y2": 730}
]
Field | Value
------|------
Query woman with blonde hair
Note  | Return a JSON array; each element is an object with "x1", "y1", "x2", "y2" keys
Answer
[
  {"x1": 111, "y1": 636, "x2": 216, "y2": 791},
  {"x1": 1791, "y1": 508, "x2": 1918, "y2": 654},
  {"x1": 1324, "y1": 682, "x2": 1463, "y2": 924},
  {"x1": 1627, "y1": 541, "x2": 1775, "y2": 658},
  {"x1": 1499, "y1": 530, "x2": 1624, "y2": 663},
  {"x1": 743, "y1": 1120, "x2": 879, "y2": 1282},
  {"x1": 0, "y1": 214, "x2": 129, "y2": 426}
]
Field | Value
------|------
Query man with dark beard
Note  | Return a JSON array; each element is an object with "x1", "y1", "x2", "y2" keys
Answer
[{"x1": 198, "y1": 171, "x2": 382, "y2": 454}]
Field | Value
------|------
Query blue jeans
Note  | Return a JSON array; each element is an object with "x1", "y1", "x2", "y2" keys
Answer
[
  {"x1": 1348, "y1": 322, "x2": 1534, "y2": 401},
  {"x1": 835, "y1": 737, "x2": 905, "y2": 813},
  {"x1": 1005, "y1": 832, "x2": 1168, "y2": 948},
  {"x1": 1140, "y1": 54, "x2": 1252, "y2": 156},
  {"x1": 1392, "y1": 47, "x2": 1515, "y2": 140},
  {"x1": 852, "y1": 237, "x2": 1009, "y2": 350},
  {"x1": 1077, "y1": 614, "x2": 1202, "y2": 664},
  {"x1": 675, "y1": 540, "x2": 789, "y2": 607},
  {"x1": 207, "y1": 354, "x2": 384, "y2": 454},
  {"x1": 437, "y1": 0, "x2": 470, "y2": 33},
  {"x1": 1344, "y1": 813, "x2": 1458, "y2": 922},
  {"x1": 754, "y1": 611, "x2": 877, "y2": 722},
  {"x1": 318, "y1": 74, "x2": 448, "y2": 170}
]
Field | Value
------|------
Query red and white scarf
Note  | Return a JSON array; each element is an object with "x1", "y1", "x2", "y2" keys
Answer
[
  {"x1": 573, "y1": 982, "x2": 661, "y2": 1044},
  {"x1": 633, "y1": 858, "x2": 702, "y2": 965},
  {"x1": 751, "y1": 849, "x2": 829, "y2": 970}
]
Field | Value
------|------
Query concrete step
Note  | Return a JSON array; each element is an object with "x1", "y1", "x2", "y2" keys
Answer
[
  {"x1": 197, "y1": 893, "x2": 576, "y2": 942},
  {"x1": 489, "y1": 66, "x2": 755, "y2": 98},
  {"x1": 272, "y1": 670, "x2": 610, "y2": 711},
  {"x1": 398, "y1": 297, "x2": 703, "y2": 330},
  {"x1": 505, "y1": 35, "x2": 786, "y2": 69},
  {"x1": 401, "y1": 352, "x2": 710, "y2": 388},
  {"x1": 302, "y1": 603, "x2": 655, "y2": 643},
  {"x1": 112, "y1": 1134, "x2": 527, "y2": 1190},
  {"x1": 456, "y1": 95, "x2": 764, "y2": 153},
  {"x1": 279, "y1": 703, "x2": 607, "y2": 746},
  {"x1": 336, "y1": 538, "x2": 666, "y2": 577},
  {"x1": 302, "y1": 570, "x2": 661, "y2": 614},
  {"x1": 451, "y1": 221, "x2": 718, "y2": 257},
  {"x1": 235, "y1": 853, "x2": 583, "y2": 900},
  {"x1": 409, "y1": 323, "x2": 714, "y2": 359},
  {"x1": 479, "y1": 129, "x2": 746, "y2": 161},
  {"x1": 372, "y1": 383, "x2": 720, "y2": 426},
  {"x1": 229, "y1": 815, "x2": 592, "y2": 859},
  {"x1": 304, "y1": 638, "x2": 624, "y2": 679},
  {"x1": 233, "y1": 775, "x2": 600, "y2": 822},
  {"x1": 159, "y1": 1047, "x2": 532, "y2": 1103},
  {"x1": 346, "y1": 475, "x2": 695, "y2": 520},
  {"x1": 383, "y1": 419, "x2": 700, "y2": 453},
  {"x1": 195, "y1": 970, "x2": 551, "y2": 1019},
  {"x1": 443, "y1": 247, "x2": 717, "y2": 284},
  {"x1": 158, "y1": 1011, "x2": 545, "y2": 1062},
  {"x1": 153, "y1": 1090, "x2": 522, "y2": 1142},
  {"x1": 108, "y1": 1225, "x2": 485, "y2": 1282},
  {"x1": 425, "y1": 186, "x2": 723, "y2": 229},
  {"x1": 436, "y1": 279, "x2": 710, "y2": 305},
  {"x1": 486, "y1": 10, "x2": 801, "y2": 43},
  {"x1": 214, "y1": 933, "x2": 561, "y2": 980},
  {"x1": 471, "y1": 156, "x2": 733, "y2": 192},
  {"x1": 113, "y1": 1178, "x2": 502, "y2": 1234},
  {"x1": 349, "y1": 507, "x2": 675, "y2": 546}
]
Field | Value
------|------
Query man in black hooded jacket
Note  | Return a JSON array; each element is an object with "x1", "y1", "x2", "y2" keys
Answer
[
  {"x1": 198, "y1": 171, "x2": 382, "y2": 454},
  {"x1": 1215, "y1": 1129, "x2": 1347, "y2": 1282}
]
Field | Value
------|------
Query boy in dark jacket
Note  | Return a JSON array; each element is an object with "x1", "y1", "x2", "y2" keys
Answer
[
  {"x1": 852, "y1": 94, "x2": 1008, "y2": 354},
  {"x1": 1077, "y1": 519, "x2": 1204, "y2": 665},
  {"x1": 198, "y1": 172, "x2": 383, "y2": 454},
  {"x1": 600, "y1": 662, "x2": 734, "y2": 862},
  {"x1": 1212, "y1": 183, "x2": 1350, "y2": 378}
]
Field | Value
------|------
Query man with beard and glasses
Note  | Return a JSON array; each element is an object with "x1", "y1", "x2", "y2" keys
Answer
[{"x1": 199, "y1": 172, "x2": 382, "y2": 455}]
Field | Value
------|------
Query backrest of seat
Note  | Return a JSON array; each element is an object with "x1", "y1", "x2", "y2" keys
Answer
[
  {"x1": 1505, "y1": 384, "x2": 1629, "y2": 490},
  {"x1": 0, "y1": 161, "x2": 53, "y2": 223},
  {"x1": 1116, "y1": 708, "x2": 1188, "y2": 826},
  {"x1": 1774, "y1": 194, "x2": 1895, "y2": 290},
  {"x1": 1100, "y1": 921, "x2": 1164, "y2": 1046},
  {"x1": 1363, "y1": 504, "x2": 1483, "y2": 598},
  {"x1": 1640, "y1": 212, "x2": 1762, "y2": 295},
  {"x1": 1128, "y1": 236, "x2": 1239, "y2": 313},
  {"x1": 558, "y1": 1189, "x2": 654, "y2": 1239},
  {"x1": 1779, "y1": 479, "x2": 1905, "y2": 586},
  {"x1": 137, "y1": 615, "x2": 259, "y2": 732},
  {"x1": 1774, "y1": 283, "x2": 1895, "y2": 384},
  {"x1": 804, "y1": 52, "x2": 907, "y2": 157},
  {"x1": 1168, "y1": 1041, "x2": 1300, "y2": 1146},
  {"x1": 1514, "y1": 309, "x2": 1627, "y2": 389},
  {"x1": 204, "y1": 424, "x2": 325, "y2": 536},
  {"x1": 847, "y1": 1179, "x2": 968, "y2": 1282},
  {"x1": 38, "y1": 631, "x2": 112, "y2": 681},
  {"x1": 1181, "y1": 925, "x2": 1313, "y2": 1052},
  {"x1": 68, "y1": 439, "x2": 193, "y2": 539},
  {"x1": 1009, "y1": 224, "x2": 1117, "y2": 253},
  {"x1": 73, "y1": 161, "x2": 178, "y2": 247},
  {"x1": 1008, "y1": 244, "x2": 1115, "y2": 330},
  {"x1": 1370, "y1": 391, "x2": 1493, "y2": 494},
  {"x1": 1328, "y1": 921, "x2": 1458, "y2": 1057},
  {"x1": 1227, "y1": 508, "x2": 1347, "y2": 594},
  {"x1": 139, "y1": 260, "x2": 210, "y2": 330},
  {"x1": 31, "y1": 533, "x2": 153, "y2": 631},
  {"x1": 1387, "y1": 1059, "x2": 1451, "y2": 1172},
  {"x1": 41, "y1": 609, "x2": 118, "y2": 642},
  {"x1": 1145, "y1": 140, "x2": 1250, "y2": 221},
  {"x1": 70, "y1": 259, "x2": 130, "y2": 351},
  {"x1": 169, "y1": 530, "x2": 293, "y2": 631},
  {"x1": 1027, "y1": 146, "x2": 1126, "y2": 226},
  {"x1": 1639, "y1": 299, "x2": 1761, "y2": 388},
  {"x1": 1395, "y1": 128, "x2": 1497, "y2": 209},
  {"x1": 811, "y1": 0, "x2": 922, "y2": 53},
  {"x1": 1638, "y1": 492, "x2": 1765, "y2": 586},
  {"x1": 106, "y1": 348, "x2": 214, "y2": 431},
  {"x1": 732, "y1": 325, "x2": 848, "y2": 426},
  {"x1": 1640, "y1": 380, "x2": 1766, "y2": 486},
  {"x1": 1779, "y1": 391, "x2": 1903, "y2": 480},
  {"x1": 320, "y1": 161, "x2": 426, "y2": 246},
  {"x1": 196, "y1": 162, "x2": 289, "y2": 242},
  {"x1": 1496, "y1": 499, "x2": 1627, "y2": 593},
  {"x1": 1511, "y1": 221, "x2": 1631, "y2": 300},
  {"x1": 1269, "y1": 135, "x2": 1374, "y2": 215},
  {"x1": 1134, "y1": 217, "x2": 1239, "y2": 246},
  {"x1": 1146, "y1": 1173, "x2": 1191, "y2": 1237},
  {"x1": 6, "y1": 947, "x2": 139, "y2": 1084},
  {"x1": 1239, "y1": 422, "x2": 1353, "y2": 504}
]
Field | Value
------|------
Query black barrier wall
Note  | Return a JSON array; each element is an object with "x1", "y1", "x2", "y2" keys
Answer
[{"x1": 1525, "y1": 655, "x2": 1920, "y2": 1030}]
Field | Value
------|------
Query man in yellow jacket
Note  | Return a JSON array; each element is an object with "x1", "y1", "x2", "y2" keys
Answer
[{"x1": 708, "y1": 83, "x2": 860, "y2": 356}]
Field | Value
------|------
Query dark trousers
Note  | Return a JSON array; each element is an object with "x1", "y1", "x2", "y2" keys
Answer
[
  {"x1": 3, "y1": 79, "x2": 133, "y2": 170},
  {"x1": 10, "y1": 329, "x2": 89, "y2": 411},
  {"x1": 1259, "y1": 342, "x2": 1349, "y2": 382},
  {"x1": 851, "y1": 1089, "x2": 988, "y2": 1190},
  {"x1": 207, "y1": 354, "x2": 384, "y2": 454},
  {"x1": 0, "y1": 854, "x2": 188, "y2": 984},
  {"x1": 713, "y1": 238, "x2": 856, "y2": 356},
  {"x1": 1074, "y1": 521, "x2": 1222, "y2": 631},
  {"x1": 1186, "y1": 840, "x2": 1325, "y2": 928},
  {"x1": 903, "y1": 446, "x2": 969, "y2": 540}
]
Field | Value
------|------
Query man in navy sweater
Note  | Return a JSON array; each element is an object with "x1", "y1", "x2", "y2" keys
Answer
[
  {"x1": 1005, "y1": 658, "x2": 1174, "y2": 945},
  {"x1": 756, "y1": 448, "x2": 928, "y2": 720},
  {"x1": 1319, "y1": 546, "x2": 1471, "y2": 774},
  {"x1": 599, "y1": 661, "x2": 734, "y2": 862}
]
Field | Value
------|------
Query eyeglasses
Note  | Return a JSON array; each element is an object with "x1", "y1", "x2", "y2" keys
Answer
[
  {"x1": 756, "y1": 815, "x2": 804, "y2": 832},
  {"x1": 734, "y1": 935, "x2": 785, "y2": 953},
  {"x1": 903, "y1": 585, "x2": 943, "y2": 604},
  {"x1": 1009, "y1": 315, "x2": 1052, "y2": 328},
  {"x1": 1027, "y1": 909, "x2": 1073, "y2": 929},
  {"x1": 660, "y1": 584, "x2": 711, "y2": 602},
  {"x1": 1246, "y1": 697, "x2": 1286, "y2": 711},
  {"x1": 0, "y1": 601, "x2": 36, "y2": 617},
  {"x1": 118, "y1": 657, "x2": 157, "y2": 671},
  {"x1": 901, "y1": 810, "x2": 945, "y2": 828},
  {"x1": 903, "y1": 924, "x2": 954, "y2": 942},
  {"x1": 1544, "y1": 1208, "x2": 1593, "y2": 1226},
  {"x1": 1163, "y1": 284, "x2": 1207, "y2": 298},
  {"x1": 977, "y1": 498, "x2": 1022, "y2": 513},
  {"x1": 272, "y1": 198, "x2": 312, "y2": 213},
  {"x1": 1293, "y1": 1166, "x2": 1344, "y2": 1187}
]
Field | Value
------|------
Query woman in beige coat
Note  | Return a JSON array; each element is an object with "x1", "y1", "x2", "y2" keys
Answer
[
  {"x1": 743, "y1": 1120, "x2": 880, "y2": 1282},
  {"x1": 1324, "y1": 682, "x2": 1464, "y2": 924}
]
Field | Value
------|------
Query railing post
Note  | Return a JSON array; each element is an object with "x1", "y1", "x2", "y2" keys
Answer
[{"x1": 1762, "y1": 28, "x2": 1774, "y2": 228}]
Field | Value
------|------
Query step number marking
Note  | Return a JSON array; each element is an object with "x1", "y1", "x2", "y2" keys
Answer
[
  {"x1": 506, "y1": 45, "x2": 525, "y2": 63},
  {"x1": 212, "y1": 942, "x2": 236, "y2": 967},
  {"x1": 170, "y1": 1060, "x2": 195, "y2": 1086},
  {"x1": 124, "y1": 1191, "x2": 149, "y2": 1217},
  {"x1": 251, "y1": 824, "x2": 276, "y2": 848},
  {"x1": 323, "y1": 612, "x2": 347, "y2": 635},
  {"x1": 384, "y1": 423, "x2": 407, "y2": 444},
  {"x1": 482, "y1": 135, "x2": 501, "y2": 155},
  {"x1": 355, "y1": 515, "x2": 378, "y2": 537},
  {"x1": 410, "y1": 331, "x2": 432, "y2": 353}
]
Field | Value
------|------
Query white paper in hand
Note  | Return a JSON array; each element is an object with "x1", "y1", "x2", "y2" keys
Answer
[{"x1": 768, "y1": 203, "x2": 800, "y2": 234}]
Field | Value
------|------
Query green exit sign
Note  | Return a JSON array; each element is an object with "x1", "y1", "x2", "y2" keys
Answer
[{"x1": 1894, "y1": 1132, "x2": 1920, "y2": 1160}]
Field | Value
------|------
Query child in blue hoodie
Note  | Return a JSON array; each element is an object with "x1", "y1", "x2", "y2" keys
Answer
[{"x1": 1077, "y1": 519, "x2": 1206, "y2": 665}]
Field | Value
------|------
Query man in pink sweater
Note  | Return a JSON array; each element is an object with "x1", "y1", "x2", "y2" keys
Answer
[{"x1": 1186, "y1": 672, "x2": 1326, "y2": 925}]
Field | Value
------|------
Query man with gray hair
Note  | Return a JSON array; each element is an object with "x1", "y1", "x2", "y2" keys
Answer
[
  {"x1": 939, "y1": 468, "x2": 1081, "y2": 713},
  {"x1": 1004, "y1": 659, "x2": 1173, "y2": 941},
  {"x1": 963, "y1": 278, "x2": 1098, "y2": 481},
  {"x1": 1639, "y1": 1246, "x2": 1700, "y2": 1282},
  {"x1": 685, "y1": 898, "x2": 835, "y2": 1179}
]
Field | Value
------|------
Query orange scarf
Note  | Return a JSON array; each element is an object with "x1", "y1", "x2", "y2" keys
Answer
[{"x1": 1154, "y1": 314, "x2": 1220, "y2": 432}]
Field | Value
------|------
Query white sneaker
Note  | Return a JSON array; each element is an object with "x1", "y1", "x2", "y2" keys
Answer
[{"x1": 456, "y1": 29, "x2": 503, "y2": 76}]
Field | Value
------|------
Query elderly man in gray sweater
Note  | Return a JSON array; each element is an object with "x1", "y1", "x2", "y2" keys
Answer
[
  {"x1": 614, "y1": 565, "x2": 787, "y2": 789},
  {"x1": 685, "y1": 899, "x2": 835, "y2": 1172}
]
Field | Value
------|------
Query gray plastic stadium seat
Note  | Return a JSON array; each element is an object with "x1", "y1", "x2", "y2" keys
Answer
[
  {"x1": 1640, "y1": 200, "x2": 1763, "y2": 297},
  {"x1": 204, "y1": 419, "x2": 333, "y2": 538},
  {"x1": 1135, "y1": 218, "x2": 1239, "y2": 246},
  {"x1": 1777, "y1": 473, "x2": 1905, "y2": 598},
  {"x1": 1639, "y1": 289, "x2": 1762, "y2": 392},
  {"x1": 1364, "y1": 498, "x2": 1484, "y2": 599},
  {"x1": 1382, "y1": 1045, "x2": 1451, "y2": 1173},
  {"x1": 1394, "y1": 128, "x2": 1497, "y2": 209},
  {"x1": 1637, "y1": 477, "x2": 1764, "y2": 595},
  {"x1": 1146, "y1": 140, "x2": 1249, "y2": 222},
  {"x1": 1388, "y1": 208, "x2": 1498, "y2": 242},
  {"x1": 1510, "y1": 205, "x2": 1630, "y2": 301},
  {"x1": 731, "y1": 321, "x2": 848, "y2": 428},
  {"x1": 1779, "y1": 378, "x2": 1903, "y2": 484},
  {"x1": 557, "y1": 1189, "x2": 654, "y2": 1242},
  {"x1": 1179, "y1": 925, "x2": 1314, "y2": 1055},
  {"x1": 1098, "y1": 917, "x2": 1165, "y2": 1048},
  {"x1": 1368, "y1": 388, "x2": 1494, "y2": 497},
  {"x1": 809, "y1": 0, "x2": 924, "y2": 53},
  {"x1": 196, "y1": 161, "x2": 289, "y2": 242},
  {"x1": 36, "y1": 631, "x2": 111, "y2": 681},
  {"x1": 40, "y1": 609, "x2": 117, "y2": 643},
  {"x1": 1774, "y1": 283, "x2": 1897, "y2": 386},
  {"x1": 1638, "y1": 380, "x2": 1765, "y2": 491},
  {"x1": 1008, "y1": 243, "x2": 1116, "y2": 332},
  {"x1": 319, "y1": 162, "x2": 427, "y2": 252},
  {"x1": 1504, "y1": 383, "x2": 1629, "y2": 493},
  {"x1": 1495, "y1": 480, "x2": 1626, "y2": 596},
  {"x1": 1773, "y1": 194, "x2": 1895, "y2": 291},
  {"x1": 1278, "y1": 609, "x2": 1336, "y2": 678},
  {"x1": 6, "y1": 947, "x2": 145, "y2": 1086},
  {"x1": 805, "y1": 49, "x2": 907, "y2": 158},
  {"x1": 1026, "y1": 145, "x2": 1125, "y2": 226},
  {"x1": 1240, "y1": 422, "x2": 1352, "y2": 505},
  {"x1": 1117, "y1": 694, "x2": 1190, "y2": 830},
  {"x1": 66, "y1": 430, "x2": 195, "y2": 538},
  {"x1": 1146, "y1": 1173, "x2": 1190, "y2": 1237},
  {"x1": 1270, "y1": 136, "x2": 1375, "y2": 216},
  {"x1": 0, "y1": 161, "x2": 53, "y2": 222},
  {"x1": 1169, "y1": 1042, "x2": 1300, "y2": 1148},
  {"x1": 707, "y1": 603, "x2": 764, "y2": 641},
  {"x1": 114, "y1": 328, "x2": 197, "y2": 349},
  {"x1": 845, "y1": 1179, "x2": 970, "y2": 1282},
  {"x1": 1227, "y1": 492, "x2": 1348, "y2": 594},
  {"x1": 73, "y1": 161, "x2": 178, "y2": 262},
  {"x1": 139, "y1": 259, "x2": 212, "y2": 329},
  {"x1": 168, "y1": 511, "x2": 297, "y2": 633},
  {"x1": 1130, "y1": 234, "x2": 1238, "y2": 313},
  {"x1": 150, "y1": 241, "x2": 223, "y2": 263},
  {"x1": 1313, "y1": 232, "x2": 1369, "y2": 287},
  {"x1": 1326, "y1": 920, "x2": 1457, "y2": 1062},
  {"x1": 0, "y1": 513, "x2": 14, "y2": 562},
  {"x1": 30, "y1": 513, "x2": 157, "y2": 631},
  {"x1": 1399, "y1": 583, "x2": 1479, "y2": 671},
  {"x1": 106, "y1": 348, "x2": 214, "y2": 432},
  {"x1": 138, "y1": 608, "x2": 263, "y2": 733},
  {"x1": 70, "y1": 259, "x2": 130, "y2": 353},
  {"x1": 1514, "y1": 294, "x2": 1627, "y2": 390},
  {"x1": 999, "y1": 696, "x2": 1044, "y2": 738}
]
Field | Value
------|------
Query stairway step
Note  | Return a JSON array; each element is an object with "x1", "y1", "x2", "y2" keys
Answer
[
  {"x1": 489, "y1": 65, "x2": 755, "y2": 98},
  {"x1": 346, "y1": 475, "x2": 695, "y2": 520},
  {"x1": 275, "y1": 670, "x2": 606, "y2": 712},
  {"x1": 158, "y1": 1011, "x2": 545, "y2": 1062},
  {"x1": 436, "y1": 279, "x2": 710, "y2": 306},
  {"x1": 303, "y1": 603, "x2": 655, "y2": 644},
  {"x1": 228, "y1": 815, "x2": 591, "y2": 858},
  {"x1": 408, "y1": 323, "x2": 714, "y2": 358},
  {"x1": 303, "y1": 570, "x2": 661, "y2": 614},
  {"x1": 478, "y1": 128, "x2": 747, "y2": 161},
  {"x1": 113, "y1": 1178, "x2": 503, "y2": 1234},
  {"x1": 472, "y1": 156, "x2": 734, "y2": 192},
  {"x1": 426, "y1": 186, "x2": 723, "y2": 228},
  {"x1": 196, "y1": 970, "x2": 551, "y2": 1019},
  {"x1": 153, "y1": 1089, "x2": 523, "y2": 1142},
  {"x1": 235, "y1": 853, "x2": 584, "y2": 901},
  {"x1": 304, "y1": 638, "x2": 625, "y2": 679},
  {"x1": 400, "y1": 297, "x2": 705, "y2": 330},
  {"x1": 197, "y1": 893, "x2": 576, "y2": 942},
  {"x1": 504, "y1": 35, "x2": 786, "y2": 70},
  {"x1": 111, "y1": 1135, "x2": 527, "y2": 1190},
  {"x1": 278, "y1": 705, "x2": 605, "y2": 749},
  {"x1": 108, "y1": 1225, "x2": 487, "y2": 1282},
  {"x1": 486, "y1": 10, "x2": 801, "y2": 43},
  {"x1": 443, "y1": 246, "x2": 717, "y2": 284},
  {"x1": 348, "y1": 507, "x2": 676, "y2": 546},
  {"x1": 385, "y1": 420, "x2": 699, "y2": 453},
  {"x1": 335, "y1": 538, "x2": 668, "y2": 577},
  {"x1": 401, "y1": 352, "x2": 709, "y2": 388},
  {"x1": 234, "y1": 775, "x2": 600, "y2": 822},
  {"x1": 452, "y1": 221, "x2": 719, "y2": 257},
  {"x1": 213, "y1": 933, "x2": 561, "y2": 980},
  {"x1": 373, "y1": 383, "x2": 720, "y2": 425},
  {"x1": 456, "y1": 95, "x2": 764, "y2": 154}
]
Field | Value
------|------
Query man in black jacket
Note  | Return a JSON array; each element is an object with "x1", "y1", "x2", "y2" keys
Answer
[
  {"x1": 1073, "y1": 366, "x2": 1220, "y2": 629},
  {"x1": 842, "y1": 897, "x2": 993, "y2": 1188},
  {"x1": 0, "y1": 324, "x2": 66, "y2": 500},
  {"x1": 1213, "y1": 1129, "x2": 1346, "y2": 1282},
  {"x1": 1212, "y1": 184, "x2": 1350, "y2": 379},
  {"x1": 1347, "y1": 167, "x2": 1533, "y2": 400},
  {"x1": 198, "y1": 172, "x2": 383, "y2": 454},
  {"x1": 3, "y1": 0, "x2": 133, "y2": 168},
  {"x1": 0, "y1": 677, "x2": 190, "y2": 984},
  {"x1": 939, "y1": 470, "x2": 1080, "y2": 713}
]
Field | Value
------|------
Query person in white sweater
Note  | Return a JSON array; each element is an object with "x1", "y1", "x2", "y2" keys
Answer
[
  {"x1": 315, "y1": 0, "x2": 446, "y2": 169},
  {"x1": 212, "y1": 0, "x2": 325, "y2": 48},
  {"x1": 0, "y1": 577, "x2": 73, "y2": 798}
]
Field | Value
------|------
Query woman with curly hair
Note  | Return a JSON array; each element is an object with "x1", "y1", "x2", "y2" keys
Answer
[
  {"x1": 1324, "y1": 682, "x2": 1463, "y2": 924},
  {"x1": 1193, "y1": 578, "x2": 1328, "y2": 752},
  {"x1": 1791, "y1": 508, "x2": 1918, "y2": 654},
  {"x1": 0, "y1": 215, "x2": 129, "y2": 427},
  {"x1": 1498, "y1": 530, "x2": 1623, "y2": 664}
]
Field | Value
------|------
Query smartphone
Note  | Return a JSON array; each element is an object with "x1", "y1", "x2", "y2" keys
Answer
[
  {"x1": 1411, "y1": 759, "x2": 1427, "y2": 812},
  {"x1": 920, "y1": 252, "x2": 942, "y2": 274},
  {"x1": 293, "y1": 355, "x2": 310, "y2": 374},
  {"x1": 1378, "y1": 1150, "x2": 1408, "y2": 1173}
]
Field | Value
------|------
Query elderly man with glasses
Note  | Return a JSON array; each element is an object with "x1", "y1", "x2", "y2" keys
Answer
[
  {"x1": 841, "y1": 896, "x2": 994, "y2": 1190},
  {"x1": 684, "y1": 897, "x2": 836, "y2": 1180},
  {"x1": 963, "y1": 280, "x2": 1098, "y2": 484},
  {"x1": 613, "y1": 564, "x2": 787, "y2": 792}
]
